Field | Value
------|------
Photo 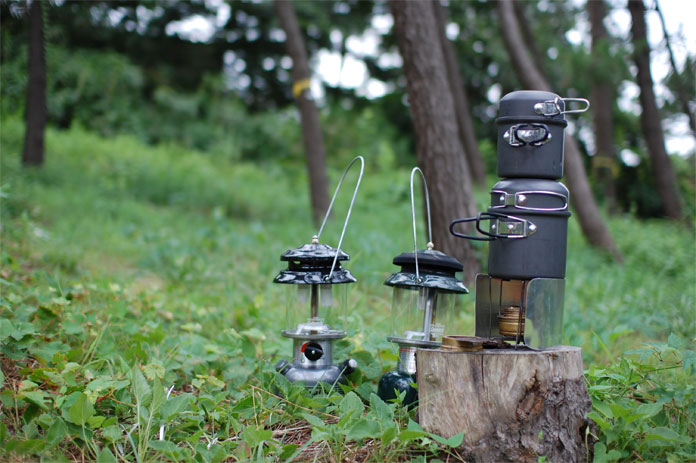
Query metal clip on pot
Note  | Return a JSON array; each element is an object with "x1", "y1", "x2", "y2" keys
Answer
[
  {"x1": 503, "y1": 123, "x2": 551, "y2": 147},
  {"x1": 449, "y1": 212, "x2": 537, "y2": 241},
  {"x1": 490, "y1": 190, "x2": 568, "y2": 211},
  {"x1": 534, "y1": 97, "x2": 590, "y2": 117}
]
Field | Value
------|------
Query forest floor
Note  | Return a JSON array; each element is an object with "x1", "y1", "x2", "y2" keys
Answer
[{"x1": 1, "y1": 117, "x2": 695, "y2": 462}]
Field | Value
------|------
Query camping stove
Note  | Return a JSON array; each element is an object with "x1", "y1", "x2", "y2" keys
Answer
[{"x1": 450, "y1": 91, "x2": 588, "y2": 349}]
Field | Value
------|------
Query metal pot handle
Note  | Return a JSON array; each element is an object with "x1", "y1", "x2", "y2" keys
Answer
[
  {"x1": 476, "y1": 212, "x2": 538, "y2": 240},
  {"x1": 449, "y1": 215, "x2": 495, "y2": 241}
]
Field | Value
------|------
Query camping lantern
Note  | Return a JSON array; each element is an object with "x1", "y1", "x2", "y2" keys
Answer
[
  {"x1": 273, "y1": 156, "x2": 364, "y2": 387},
  {"x1": 378, "y1": 168, "x2": 468, "y2": 405}
]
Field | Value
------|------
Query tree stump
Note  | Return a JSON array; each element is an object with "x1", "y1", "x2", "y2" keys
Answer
[{"x1": 416, "y1": 346, "x2": 593, "y2": 463}]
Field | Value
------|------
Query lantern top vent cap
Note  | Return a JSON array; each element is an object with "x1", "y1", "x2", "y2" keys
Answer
[
  {"x1": 280, "y1": 242, "x2": 350, "y2": 263},
  {"x1": 392, "y1": 249, "x2": 463, "y2": 272},
  {"x1": 275, "y1": 242, "x2": 356, "y2": 285},
  {"x1": 385, "y1": 249, "x2": 468, "y2": 293}
]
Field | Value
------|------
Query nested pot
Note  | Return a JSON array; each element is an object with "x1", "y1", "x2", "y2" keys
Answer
[
  {"x1": 450, "y1": 178, "x2": 571, "y2": 280},
  {"x1": 497, "y1": 90, "x2": 568, "y2": 180}
]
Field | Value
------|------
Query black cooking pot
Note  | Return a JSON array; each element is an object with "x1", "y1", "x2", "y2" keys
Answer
[
  {"x1": 496, "y1": 90, "x2": 568, "y2": 180},
  {"x1": 450, "y1": 179, "x2": 571, "y2": 280}
]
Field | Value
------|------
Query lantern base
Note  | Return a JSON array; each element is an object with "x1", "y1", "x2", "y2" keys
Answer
[
  {"x1": 275, "y1": 359, "x2": 356, "y2": 388},
  {"x1": 377, "y1": 369, "x2": 417, "y2": 406}
]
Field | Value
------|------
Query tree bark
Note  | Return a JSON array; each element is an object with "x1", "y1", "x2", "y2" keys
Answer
[
  {"x1": 496, "y1": 0, "x2": 622, "y2": 261},
  {"x1": 274, "y1": 0, "x2": 330, "y2": 226},
  {"x1": 432, "y1": 0, "x2": 486, "y2": 186},
  {"x1": 22, "y1": 0, "x2": 46, "y2": 167},
  {"x1": 417, "y1": 346, "x2": 594, "y2": 463},
  {"x1": 588, "y1": 0, "x2": 619, "y2": 214},
  {"x1": 628, "y1": 0, "x2": 683, "y2": 220},
  {"x1": 390, "y1": 0, "x2": 480, "y2": 282},
  {"x1": 512, "y1": 1, "x2": 547, "y2": 76},
  {"x1": 654, "y1": 0, "x2": 696, "y2": 135}
]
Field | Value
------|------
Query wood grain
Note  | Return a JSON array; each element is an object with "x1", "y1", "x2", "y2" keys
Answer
[{"x1": 417, "y1": 346, "x2": 593, "y2": 462}]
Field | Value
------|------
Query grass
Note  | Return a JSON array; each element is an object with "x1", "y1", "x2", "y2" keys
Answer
[{"x1": 1, "y1": 116, "x2": 695, "y2": 462}]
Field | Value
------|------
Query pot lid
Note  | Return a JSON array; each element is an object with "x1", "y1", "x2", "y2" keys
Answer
[{"x1": 497, "y1": 90, "x2": 568, "y2": 126}]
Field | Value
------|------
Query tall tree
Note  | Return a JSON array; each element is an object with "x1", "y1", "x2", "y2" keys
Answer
[
  {"x1": 588, "y1": 0, "x2": 618, "y2": 213},
  {"x1": 432, "y1": 0, "x2": 486, "y2": 185},
  {"x1": 628, "y1": 0, "x2": 683, "y2": 220},
  {"x1": 496, "y1": 0, "x2": 622, "y2": 260},
  {"x1": 654, "y1": 0, "x2": 696, "y2": 135},
  {"x1": 274, "y1": 0, "x2": 330, "y2": 226},
  {"x1": 390, "y1": 0, "x2": 480, "y2": 282},
  {"x1": 22, "y1": 0, "x2": 46, "y2": 166}
]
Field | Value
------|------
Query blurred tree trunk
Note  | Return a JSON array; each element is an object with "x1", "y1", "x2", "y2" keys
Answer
[
  {"x1": 22, "y1": 0, "x2": 46, "y2": 167},
  {"x1": 512, "y1": 1, "x2": 546, "y2": 75},
  {"x1": 588, "y1": 0, "x2": 618, "y2": 214},
  {"x1": 655, "y1": 0, "x2": 696, "y2": 135},
  {"x1": 390, "y1": 0, "x2": 480, "y2": 282},
  {"x1": 432, "y1": 0, "x2": 486, "y2": 186},
  {"x1": 274, "y1": 0, "x2": 329, "y2": 226},
  {"x1": 496, "y1": 0, "x2": 623, "y2": 261},
  {"x1": 628, "y1": 0, "x2": 683, "y2": 220}
]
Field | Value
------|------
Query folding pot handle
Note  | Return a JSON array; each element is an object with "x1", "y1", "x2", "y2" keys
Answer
[
  {"x1": 449, "y1": 215, "x2": 495, "y2": 241},
  {"x1": 476, "y1": 211, "x2": 538, "y2": 240}
]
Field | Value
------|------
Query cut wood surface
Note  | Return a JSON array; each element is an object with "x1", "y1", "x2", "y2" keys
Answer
[{"x1": 417, "y1": 346, "x2": 593, "y2": 463}]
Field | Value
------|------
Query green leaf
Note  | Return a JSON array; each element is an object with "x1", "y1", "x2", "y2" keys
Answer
[
  {"x1": 340, "y1": 391, "x2": 364, "y2": 417},
  {"x1": 150, "y1": 378, "x2": 166, "y2": 416},
  {"x1": 131, "y1": 365, "x2": 151, "y2": 407},
  {"x1": 88, "y1": 415, "x2": 106, "y2": 429},
  {"x1": 667, "y1": 333, "x2": 683, "y2": 349},
  {"x1": 143, "y1": 363, "x2": 165, "y2": 381},
  {"x1": 397, "y1": 429, "x2": 427, "y2": 443},
  {"x1": 10, "y1": 321, "x2": 36, "y2": 341},
  {"x1": 278, "y1": 443, "x2": 299, "y2": 460},
  {"x1": 302, "y1": 413, "x2": 325, "y2": 429},
  {"x1": 587, "y1": 411, "x2": 611, "y2": 430},
  {"x1": 20, "y1": 389, "x2": 49, "y2": 410},
  {"x1": 369, "y1": 393, "x2": 393, "y2": 424},
  {"x1": 97, "y1": 447, "x2": 118, "y2": 463},
  {"x1": 241, "y1": 426, "x2": 273, "y2": 448},
  {"x1": 346, "y1": 419, "x2": 381, "y2": 442},
  {"x1": 101, "y1": 425, "x2": 121, "y2": 443},
  {"x1": 46, "y1": 418, "x2": 68, "y2": 446},
  {"x1": 68, "y1": 392, "x2": 95, "y2": 426},
  {"x1": 149, "y1": 440, "x2": 179, "y2": 453},
  {"x1": 636, "y1": 402, "x2": 663, "y2": 418},
  {"x1": 645, "y1": 426, "x2": 691, "y2": 444},
  {"x1": 593, "y1": 401, "x2": 614, "y2": 419},
  {"x1": 381, "y1": 424, "x2": 397, "y2": 443},
  {"x1": 407, "y1": 419, "x2": 425, "y2": 432},
  {"x1": 443, "y1": 432, "x2": 464, "y2": 448},
  {"x1": 160, "y1": 394, "x2": 191, "y2": 420},
  {"x1": 0, "y1": 319, "x2": 12, "y2": 342}
]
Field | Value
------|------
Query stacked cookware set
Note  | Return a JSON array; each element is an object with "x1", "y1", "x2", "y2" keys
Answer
[
  {"x1": 451, "y1": 90, "x2": 588, "y2": 348},
  {"x1": 272, "y1": 91, "x2": 588, "y2": 392}
]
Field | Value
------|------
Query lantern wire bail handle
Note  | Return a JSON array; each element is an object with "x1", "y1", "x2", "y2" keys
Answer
[
  {"x1": 316, "y1": 155, "x2": 365, "y2": 281},
  {"x1": 410, "y1": 167, "x2": 433, "y2": 283}
]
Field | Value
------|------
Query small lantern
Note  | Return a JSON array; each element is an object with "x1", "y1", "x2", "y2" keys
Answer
[
  {"x1": 378, "y1": 168, "x2": 468, "y2": 405},
  {"x1": 273, "y1": 157, "x2": 364, "y2": 387}
]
